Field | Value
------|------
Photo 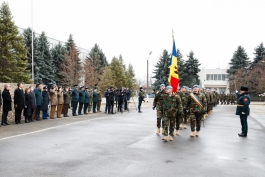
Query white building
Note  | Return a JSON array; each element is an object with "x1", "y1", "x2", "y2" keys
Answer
[{"x1": 198, "y1": 68, "x2": 229, "y2": 93}]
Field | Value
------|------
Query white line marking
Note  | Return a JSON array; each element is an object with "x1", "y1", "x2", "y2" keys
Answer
[{"x1": 0, "y1": 116, "x2": 109, "y2": 141}]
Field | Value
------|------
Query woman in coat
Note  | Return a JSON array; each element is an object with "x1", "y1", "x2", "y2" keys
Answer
[
  {"x1": 24, "y1": 88, "x2": 32, "y2": 123},
  {"x1": 57, "y1": 87, "x2": 64, "y2": 118},
  {"x1": 42, "y1": 86, "x2": 49, "y2": 119},
  {"x1": 49, "y1": 86, "x2": 58, "y2": 119},
  {"x1": 1, "y1": 84, "x2": 12, "y2": 126}
]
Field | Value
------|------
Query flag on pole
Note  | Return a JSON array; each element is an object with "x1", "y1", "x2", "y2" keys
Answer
[{"x1": 168, "y1": 32, "x2": 179, "y2": 92}]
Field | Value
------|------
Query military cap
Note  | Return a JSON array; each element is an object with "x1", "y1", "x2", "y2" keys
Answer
[
  {"x1": 43, "y1": 86, "x2": 47, "y2": 89},
  {"x1": 73, "y1": 84, "x2": 78, "y2": 87},
  {"x1": 160, "y1": 84, "x2": 165, "y2": 87},
  {"x1": 140, "y1": 87, "x2": 143, "y2": 90},
  {"x1": 166, "y1": 86, "x2": 172, "y2": 89},
  {"x1": 192, "y1": 85, "x2": 199, "y2": 89},
  {"x1": 85, "y1": 87, "x2": 89, "y2": 89},
  {"x1": 239, "y1": 86, "x2": 248, "y2": 91},
  {"x1": 80, "y1": 86, "x2": 84, "y2": 89}
]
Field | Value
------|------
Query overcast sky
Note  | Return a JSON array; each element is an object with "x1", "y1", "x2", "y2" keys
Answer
[{"x1": 2, "y1": 0, "x2": 265, "y2": 80}]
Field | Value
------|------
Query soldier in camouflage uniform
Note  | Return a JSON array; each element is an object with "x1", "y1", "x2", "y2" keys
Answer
[
  {"x1": 97, "y1": 90, "x2": 102, "y2": 112},
  {"x1": 88, "y1": 89, "x2": 93, "y2": 113},
  {"x1": 223, "y1": 93, "x2": 227, "y2": 105},
  {"x1": 177, "y1": 86, "x2": 189, "y2": 131},
  {"x1": 153, "y1": 84, "x2": 166, "y2": 134},
  {"x1": 161, "y1": 86, "x2": 183, "y2": 141},
  {"x1": 206, "y1": 89, "x2": 214, "y2": 116},
  {"x1": 219, "y1": 92, "x2": 224, "y2": 105},
  {"x1": 187, "y1": 85, "x2": 207, "y2": 137}
]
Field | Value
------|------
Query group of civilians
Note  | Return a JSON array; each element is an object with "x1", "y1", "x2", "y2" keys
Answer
[{"x1": 0, "y1": 83, "x2": 101, "y2": 127}]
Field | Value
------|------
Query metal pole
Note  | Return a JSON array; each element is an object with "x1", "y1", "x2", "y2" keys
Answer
[
  {"x1": 146, "y1": 57, "x2": 149, "y2": 94},
  {"x1": 31, "y1": 0, "x2": 34, "y2": 83}
]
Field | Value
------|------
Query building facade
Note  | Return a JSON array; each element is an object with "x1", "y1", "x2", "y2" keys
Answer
[{"x1": 198, "y1": 68, "x2": 229, "y2": 93}]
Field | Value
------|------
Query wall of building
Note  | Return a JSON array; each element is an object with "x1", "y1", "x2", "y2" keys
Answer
[{"x1": 198, "y1": 68, "x2": 229, "y2": 93}]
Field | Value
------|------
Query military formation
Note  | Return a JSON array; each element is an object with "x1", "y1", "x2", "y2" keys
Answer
[
  {"x1": 219, "y1": 93, "x2": 237, "y2": 105},
  {"x1": 153, "y1": 84, "x2": 222, "y2": 142}
]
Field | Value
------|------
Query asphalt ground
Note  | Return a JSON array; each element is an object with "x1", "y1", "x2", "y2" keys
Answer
[{"x1": 0, "y1": 102, "x2": 265, "y2": 177}]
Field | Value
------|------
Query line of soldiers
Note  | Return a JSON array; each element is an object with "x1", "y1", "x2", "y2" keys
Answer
[
  {"x1": 153, "y1": 84, "x2": 220, "y2": 142},
  {"x1": 219, "y1": 93, "x2": 237, "y2": 105}
]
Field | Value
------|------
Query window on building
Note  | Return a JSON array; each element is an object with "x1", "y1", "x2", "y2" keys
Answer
[
  {"x1": 218, "y1": 74, "x2": 221, "y2": 80},
  {"x1": 222, "y1": 74, "x2": 226, "y2": 80},
  {"x1": 214, "y1": 74, "x2": 217, "y2": 80},
  {"x1": 206, "y1": 74, "x2": 211, "y2": 80},
  {"x1": 211, "y1": 74, "x2": 213, "y2": 80}
]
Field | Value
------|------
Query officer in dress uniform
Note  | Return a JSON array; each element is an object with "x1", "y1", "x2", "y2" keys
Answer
[{"x1": 236, "y1": 86, "x2": 250, "y2": 137}]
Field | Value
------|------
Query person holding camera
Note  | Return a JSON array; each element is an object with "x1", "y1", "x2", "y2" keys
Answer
[
  {"x1": 49, "y1": 85, "x2": 58, "y2": 119},
  {"x1": 187, "y1": 85, "x2": 207, "y2": 137}
]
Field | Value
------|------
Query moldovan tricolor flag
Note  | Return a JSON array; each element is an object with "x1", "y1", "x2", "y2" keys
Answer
[{"x1": 168, "y1": 37, "x2": 179, "y2": 92}]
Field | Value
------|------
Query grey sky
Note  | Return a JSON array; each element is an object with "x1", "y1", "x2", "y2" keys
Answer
[{"x1": 2, "y1": 0, "x2": 265, "y2": 80}]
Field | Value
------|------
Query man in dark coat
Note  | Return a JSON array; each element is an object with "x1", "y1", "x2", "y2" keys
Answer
[
  {"x1": 104, "y1": 88, "x2": 109, "y2": 113},
  {"x1": 84, "y1": 87, "x2": 90, "y2": 115},
  {"x1": 0, "y1": 89, "x2": 2, "y2": 112},
  {"x1": 1, "y1": 84, "x2": 12, "y2": 126},
  {"x1": 108, "y1": 87, "x2": 115, "y2": 114},
  {"x1": 93, "y1": 89, "x2": 98, "y2": 113},
  {"x1": 71, "y1": 85, "x2": 79, "y2": 116},
  {"x1": 63, "y1": 87, "x2": 71, "y2": 117},
  {"x1": 138, "y1": 87, "x2": 145, "y2": 113},
  {"x1": 78, "y1": 86, "x2": 85, "y2": 115},
  {"x1": 42, "y1": 86, "x2": 49, "y2": 119},
  {"x1": 236, "y1": 86, "x2": 250, "y2": 137},
  {"x1": 34, "y1": 83, "x2": 43, "y2": 120},
  {"x1": 29, "y1": 86, "x2": 37, "y2": 122},
  {"x1": 14, "y1": 83, "x2": 26, "y2": 124}
]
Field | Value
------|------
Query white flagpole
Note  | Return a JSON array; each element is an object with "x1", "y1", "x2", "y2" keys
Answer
[{"x1": 31, "y1": 0, "x2": 34, "y2": 83}]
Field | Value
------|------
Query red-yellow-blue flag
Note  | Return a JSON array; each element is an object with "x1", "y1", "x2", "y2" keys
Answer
[{"x1": 168, "y1": 34, "x2": 179, "y2": 92}]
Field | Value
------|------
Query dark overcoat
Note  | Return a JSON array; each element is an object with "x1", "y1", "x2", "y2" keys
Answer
[
  {"x1": 2, "y1": 89, "x2": 12, "y2": 111},
  {"x1": 84, "y1": 92, "x2": 90, "y2": 104},
  {"x1": 42, "y1": 91, "x2": 49, "y2": 111},
  {"x1": 63, "y1": 91, "x2": 71, "y2": 104},
  {"x1": 14, "y1": 88, "x2": 25, "y2": 109},
  {"x1": 236, "y1": 92, "x2": 250, "y2": 115},
  {"x1": 93, "y1": 91, "x2": 98, "y2": 102},
  {"x1": 24, "y1": 93, "x2": 32, "y2": 116},
  {"x1": 29, "y1": 91, "x2": 36, "y2": 109}
]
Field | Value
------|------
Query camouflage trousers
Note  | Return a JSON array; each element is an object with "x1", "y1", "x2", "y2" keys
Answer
[
  {"x1": 190, "y1": 112, "x2": 203, "y2": 132},
  {"x1": 162, "y1": 117, "x2": 175, "y2": 136},
  {"x1": 156, "y1": 109, "x2": 164, "y2": 128},
  {"x1": 97, "y1": 100, "x2": 101, "y2": 111},
  {"x1": 207, "y1": 104, "x2": 212, "y2": 113},
  {"x1": 183, "y1": 109, "x2": 188, "y2": 124},
  {"x1": 88, "y1": 103, "x2": 92, "y2": 112}
]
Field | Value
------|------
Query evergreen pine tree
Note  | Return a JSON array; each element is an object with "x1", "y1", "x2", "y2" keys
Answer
[
  {"x1": 87, "y1": 44, "x2": 108, "y2": 83},
  {"x1": 36, "y1": 32, "x2": 55, "y2": 84},
  {"x1": 51, "y1": 43, "x2": 66, "y2": 85},
  {"x1": 253, "y1": 42, "x2": 265, "y2": 63},
  {"x1": 109, "y1": 57, "x2": 127, "y2": 88},
  {"x1": 63, "y1": 34, "x2": 82, "y2": 86},
  {"x1": 227, "y1": 46, "x2": 250, "y2": 76},
  {"x1": 125, "y1": 64, "x2": 136, "y2": 89},
  {"x1": 65, "y1": 34, "x2": 75, "y2": 52},
  {"x1": 23, "y1": 27, "x2": 41, "y2": 81},
  {"x1": 0, "y1": 2, "x2": 31, "y2": 83},
  {"x1": 152, "y1": 50, "x2": 170, "y2": 90},
  {"x1": 98, "y1": 67, "x2": 115, "y2": 91},
  {"x1": 176, "y1": 49, "x2": 187, "y2": 87},
  {"x1": 183, "y1": 51, "x2": 201, "y2": 86}
]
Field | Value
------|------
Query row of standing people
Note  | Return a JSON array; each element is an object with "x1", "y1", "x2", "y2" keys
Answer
[{"x1": 0, "y1": 83, "x2": 102, "y2": 126}]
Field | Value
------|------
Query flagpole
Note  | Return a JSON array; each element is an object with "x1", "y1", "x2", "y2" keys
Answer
[{"x1": 31, "y1": 0, "x2": 34, "y2": 83}]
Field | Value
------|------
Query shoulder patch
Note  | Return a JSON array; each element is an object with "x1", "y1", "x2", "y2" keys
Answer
[{"x1": 244, "y1": 98, "x2": 248, "y2": 102}]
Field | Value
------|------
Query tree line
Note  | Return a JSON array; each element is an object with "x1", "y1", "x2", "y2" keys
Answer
[
  {"x1": 0, "y1": 2, "x2": 136, "y2": 91},
  {"x1": 227, "y1": 43, "x2": 265, "y2": 93}
]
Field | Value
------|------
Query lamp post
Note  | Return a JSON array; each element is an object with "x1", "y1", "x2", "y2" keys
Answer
[
  {"x1": 147, "y1": 51, "x2": 152, "y2": 94},
  {"x1": 31, "y1": 0, "x2": 34, "y2": 83}
]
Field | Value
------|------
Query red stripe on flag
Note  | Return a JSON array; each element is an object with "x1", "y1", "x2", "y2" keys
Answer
[{"x1": 170, "y1": 76, "x2": 179, "y2": 92}]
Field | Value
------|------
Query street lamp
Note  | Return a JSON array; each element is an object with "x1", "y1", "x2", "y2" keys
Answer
[{"x1": 147, "y1": 51, "x2": 152, "y2": 94}]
